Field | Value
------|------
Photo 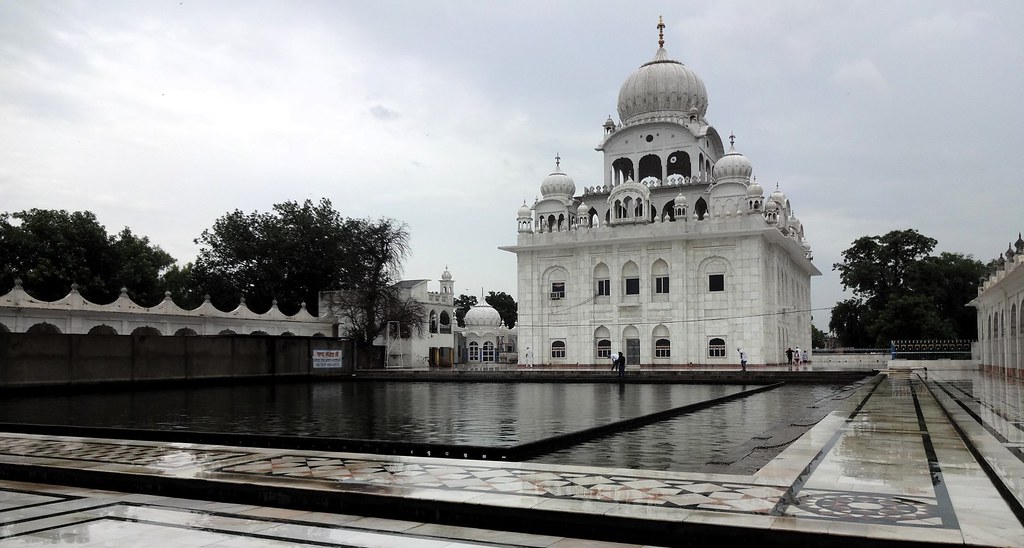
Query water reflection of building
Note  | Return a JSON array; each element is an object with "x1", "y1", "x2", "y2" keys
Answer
[
  {"x1": 971, "y1": 233, "x2": 1024, "y2": 376},
  {"x1": 502, "y1": 19, "x2": 818, "y2": 368}
]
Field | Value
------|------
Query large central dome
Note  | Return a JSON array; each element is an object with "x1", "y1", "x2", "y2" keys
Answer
[{"x1": 616, "y1": 20, "x2": 708, "y2": 126}]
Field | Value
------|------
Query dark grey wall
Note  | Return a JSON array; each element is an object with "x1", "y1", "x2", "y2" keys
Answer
[{"x1": 0, "y1": 333, "x2": 352, "y2": 388}]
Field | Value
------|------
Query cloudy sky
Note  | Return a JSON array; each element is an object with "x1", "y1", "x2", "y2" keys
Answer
[{"x1": 2, "y1": 1, "x2": 1022, "y2": 330}]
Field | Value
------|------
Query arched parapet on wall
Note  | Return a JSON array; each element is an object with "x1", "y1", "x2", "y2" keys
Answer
[
  {"x1": 27, "y1": 322, "x2": 61, "y2": 334},
  {"x1": 0, "y1": 280, "x2": 327, "y2": 326}
]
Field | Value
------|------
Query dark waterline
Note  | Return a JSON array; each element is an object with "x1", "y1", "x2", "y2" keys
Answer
[{"x1": 0, "y1": 381, "x2": 848, "y2": 471}]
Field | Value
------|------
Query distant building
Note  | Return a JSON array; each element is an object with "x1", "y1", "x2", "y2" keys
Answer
[
  {"x1": 501, "y1": 19, "x2": 819, "y2": 367},
  {"x1": 321, "y1": 268, "x2": 456, "y2": 369},
  {"x1": 971, "y1": 234, "x2": 1024, "y2": 376},
  {"x1": 456, "y1": 299, "x2": 517, "y2": 366}
]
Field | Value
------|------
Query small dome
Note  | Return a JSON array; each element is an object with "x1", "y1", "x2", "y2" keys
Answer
[
  {"x1": 576, "y1": 201, "x2": 589, "y2": 215},
  {"x1": 764, "y1": 198, "x2": 779, "y2": 211},
  {"x1": 1015, "y1": 232, "x2": 1024, "y2": 253},
  {"x1": 539, "y1": 155, "x2": 576, "y2": 198},
  {"x1": 746, "y1": 176, "x2": 764, "y2": 197},
  {"x1": 770, "y1": 185, "x2": 787, "y2": 206},
  {"x1": 464, "y1": 302, "x2": 503, "y2": 329},
  {"x1": 713, "y1": 135, "x2": 753, "y2": 183},
  {"x1": 517, "y1": 201, "x2": 532, "y2": 219},
  {"x1": 441, "y1": 267, "x2": 452, "y2": 281},
  {"x1": 674, "y1": 190, "x2": 687, "y2": 205}
]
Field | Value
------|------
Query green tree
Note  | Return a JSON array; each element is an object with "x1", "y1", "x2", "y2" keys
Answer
[
  {"x1": 191, "y1": 199, "x2": 353, "y2": 315},
  {"x1": 830, "y1": 229, "x2": 985, "y2": 346},
  {"x1": 485, "y1": 291, "x2": 518, "y2": 328},
  {"x1": 811, "y1": 324, "x2": 827, "y2": 349},
  {"x1": 454, "y1": 294, "x2": 477, "y2": 327},
  {"x1": 0, "y1": 209, "x2": 174, "y2": 305},
  {"x1": 319, "y1": 217, "x2": 425, "y2": 362}
]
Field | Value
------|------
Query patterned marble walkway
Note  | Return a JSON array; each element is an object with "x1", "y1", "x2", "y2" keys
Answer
[{"x1": 0, "y1": 370, "x2": 1022, "y2": 546}]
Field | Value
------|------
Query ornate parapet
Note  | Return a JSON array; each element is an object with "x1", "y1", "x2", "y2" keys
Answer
[{"x1": 0, "y1": 280, "x2": 333, "y2": 336}]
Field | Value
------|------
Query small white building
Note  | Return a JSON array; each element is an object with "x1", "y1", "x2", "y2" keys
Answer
[
  {"x1": 457, "y1": 301, "x2": 517, "y2": 366},
  {"x1": 322, "y1": 268, "x2": 457, "y2": 369},
  {"x1": 501, "y1": 19, "x2": 819, "y2": 367},
  {"x1": 971, "y1": 234, "x2": 1024, "y2": 376}
]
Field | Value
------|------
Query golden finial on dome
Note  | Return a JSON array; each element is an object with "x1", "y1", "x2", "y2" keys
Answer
[{"x1": 658, "y1": 16, "x2": 665, "y2": 49}]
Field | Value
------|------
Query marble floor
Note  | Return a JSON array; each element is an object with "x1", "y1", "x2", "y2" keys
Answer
[{"x1": 0, "y1": 369, "x2": 1022, "y2": 546}]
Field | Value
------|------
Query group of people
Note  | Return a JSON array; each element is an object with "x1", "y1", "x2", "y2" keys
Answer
[{"x1": 785, "y1": 346, "x2": 808, "y2": 366}]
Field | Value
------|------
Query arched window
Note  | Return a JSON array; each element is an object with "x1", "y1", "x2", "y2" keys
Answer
[
  {"x1": 551, "y1": 340, "x2": 566, "y2": 358},
  {"x1": 219, "y1": 329, "x2": 236, "y2": 335},
  {"x1": 0, "y1": 323, "x2": 10, "y2": 333},
  {"x1": 469, "y1": 341, "x2": 480, "y2": 361},
  {"x1": 88, "y1": 324, "x2": 118, "y2": 335},
  {"x1": 695, "y1": 197, "x2": 709, "y2": 220},
  {"x1": 132, "y1": 326, "x2": 161, "y2": 336},
  {"x1": 482, "y1": 341, "x2": 495, "y2": 362},
  {"x1": 708, "y1": 338, "x2": 726, "y2": 358},
  {"x1": 250, "y1": 330, "x2": 269, "y2": 336},
  {"x1": 429, "y1": 310, "x2": 438, "y2": 333},
  {"x1": 652, "y1": 259, "x2": 669, "y2": 296},
  {"x1": 667, "y1": 151, "x2": 691, "y2": 177},
  {"x1": 597, "y1": 339, "x2": 611, "y2": 359},
  {"x1": 653, "y1": 325, "x2": 670, "y2": 358},
  {"x1": 612, "y1": 157, "x2": 634, "y2": 182},
  {"x1": 622, "y1": 261, "x2": 640, "y2": 295},
  {"x1": 174, "y1": 327, "x2": 198, "y2": 336},
  {"x1": 594, "y1": 262, "x2": 610, "y2": 298},
  {"x1": 638, "y1": 154, "x2": 662, "y2": 182},
  {"x1": 655, "y1": 339, "x2": 671, "y2": 358},
  {"x1": 439, "y1": 311, "x2": 451, "y2": 333}
]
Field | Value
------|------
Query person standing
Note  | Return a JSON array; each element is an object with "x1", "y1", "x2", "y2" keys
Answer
[
  {"x1": 738, "y1": 348, "x2": 747, "y2": 372},
  {"x1": 616, "y1": 351, "x2": 626, "y2": 378},
  {"x1": 794, "y1": 346, "x2": 802, "y2": 366},
  {"x1": 785, "y1": 347, "x2": 794, "y2": 365}
]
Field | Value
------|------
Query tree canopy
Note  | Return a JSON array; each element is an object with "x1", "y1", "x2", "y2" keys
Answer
[
  {"x1": 0, "y1": 209, "x2": 175, "y2": 305},
  {"x1": 485, "y1": 291, "x2": 518, "y2": 328},
  {"x1": 454, "y1": 294, "x2": 477, "y2": 327},
  {"x1": 830, "y1": 229, "x2": 986, "y2": 347},
  {"x1": 188, "y1": 198, "x2": 354, "y2": 315}
]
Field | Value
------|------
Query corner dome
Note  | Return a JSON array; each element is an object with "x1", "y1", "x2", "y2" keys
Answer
[
  {"x1": 746, "y1": 176, "x2": 764, "y2": 197},
  {"x1": 539, "y1": 155, "x2": 575, "y2": 198},
  {"x1": 464, "y1": 302, "x2": 503, "y2": 329},
  {"x1": 616, "y1": 19, "x2": 708, "y2": 127},
  {"x1": 517, "y1": 201, "x2": 532, "y2": 219},
  {"x1": 713, "y1": 135, "x2": 753, "y2": 184}
]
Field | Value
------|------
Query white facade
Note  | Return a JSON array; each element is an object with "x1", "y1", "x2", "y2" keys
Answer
[
  {"x1": 501, "y1": 20, "x2": 819, "y2": 367},
  {"x1": 321, "y1": 269, "x2": 457, "y2": 369},
  {"x1": 0, "y1": 279, "x2": 333, "y2": 337},
  {"x1": 971, "y1": 234, "x2": 1024, "y2": 376},
  {"x1": 458, "y1": 301, "x2": 517, "y2": 365}
]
